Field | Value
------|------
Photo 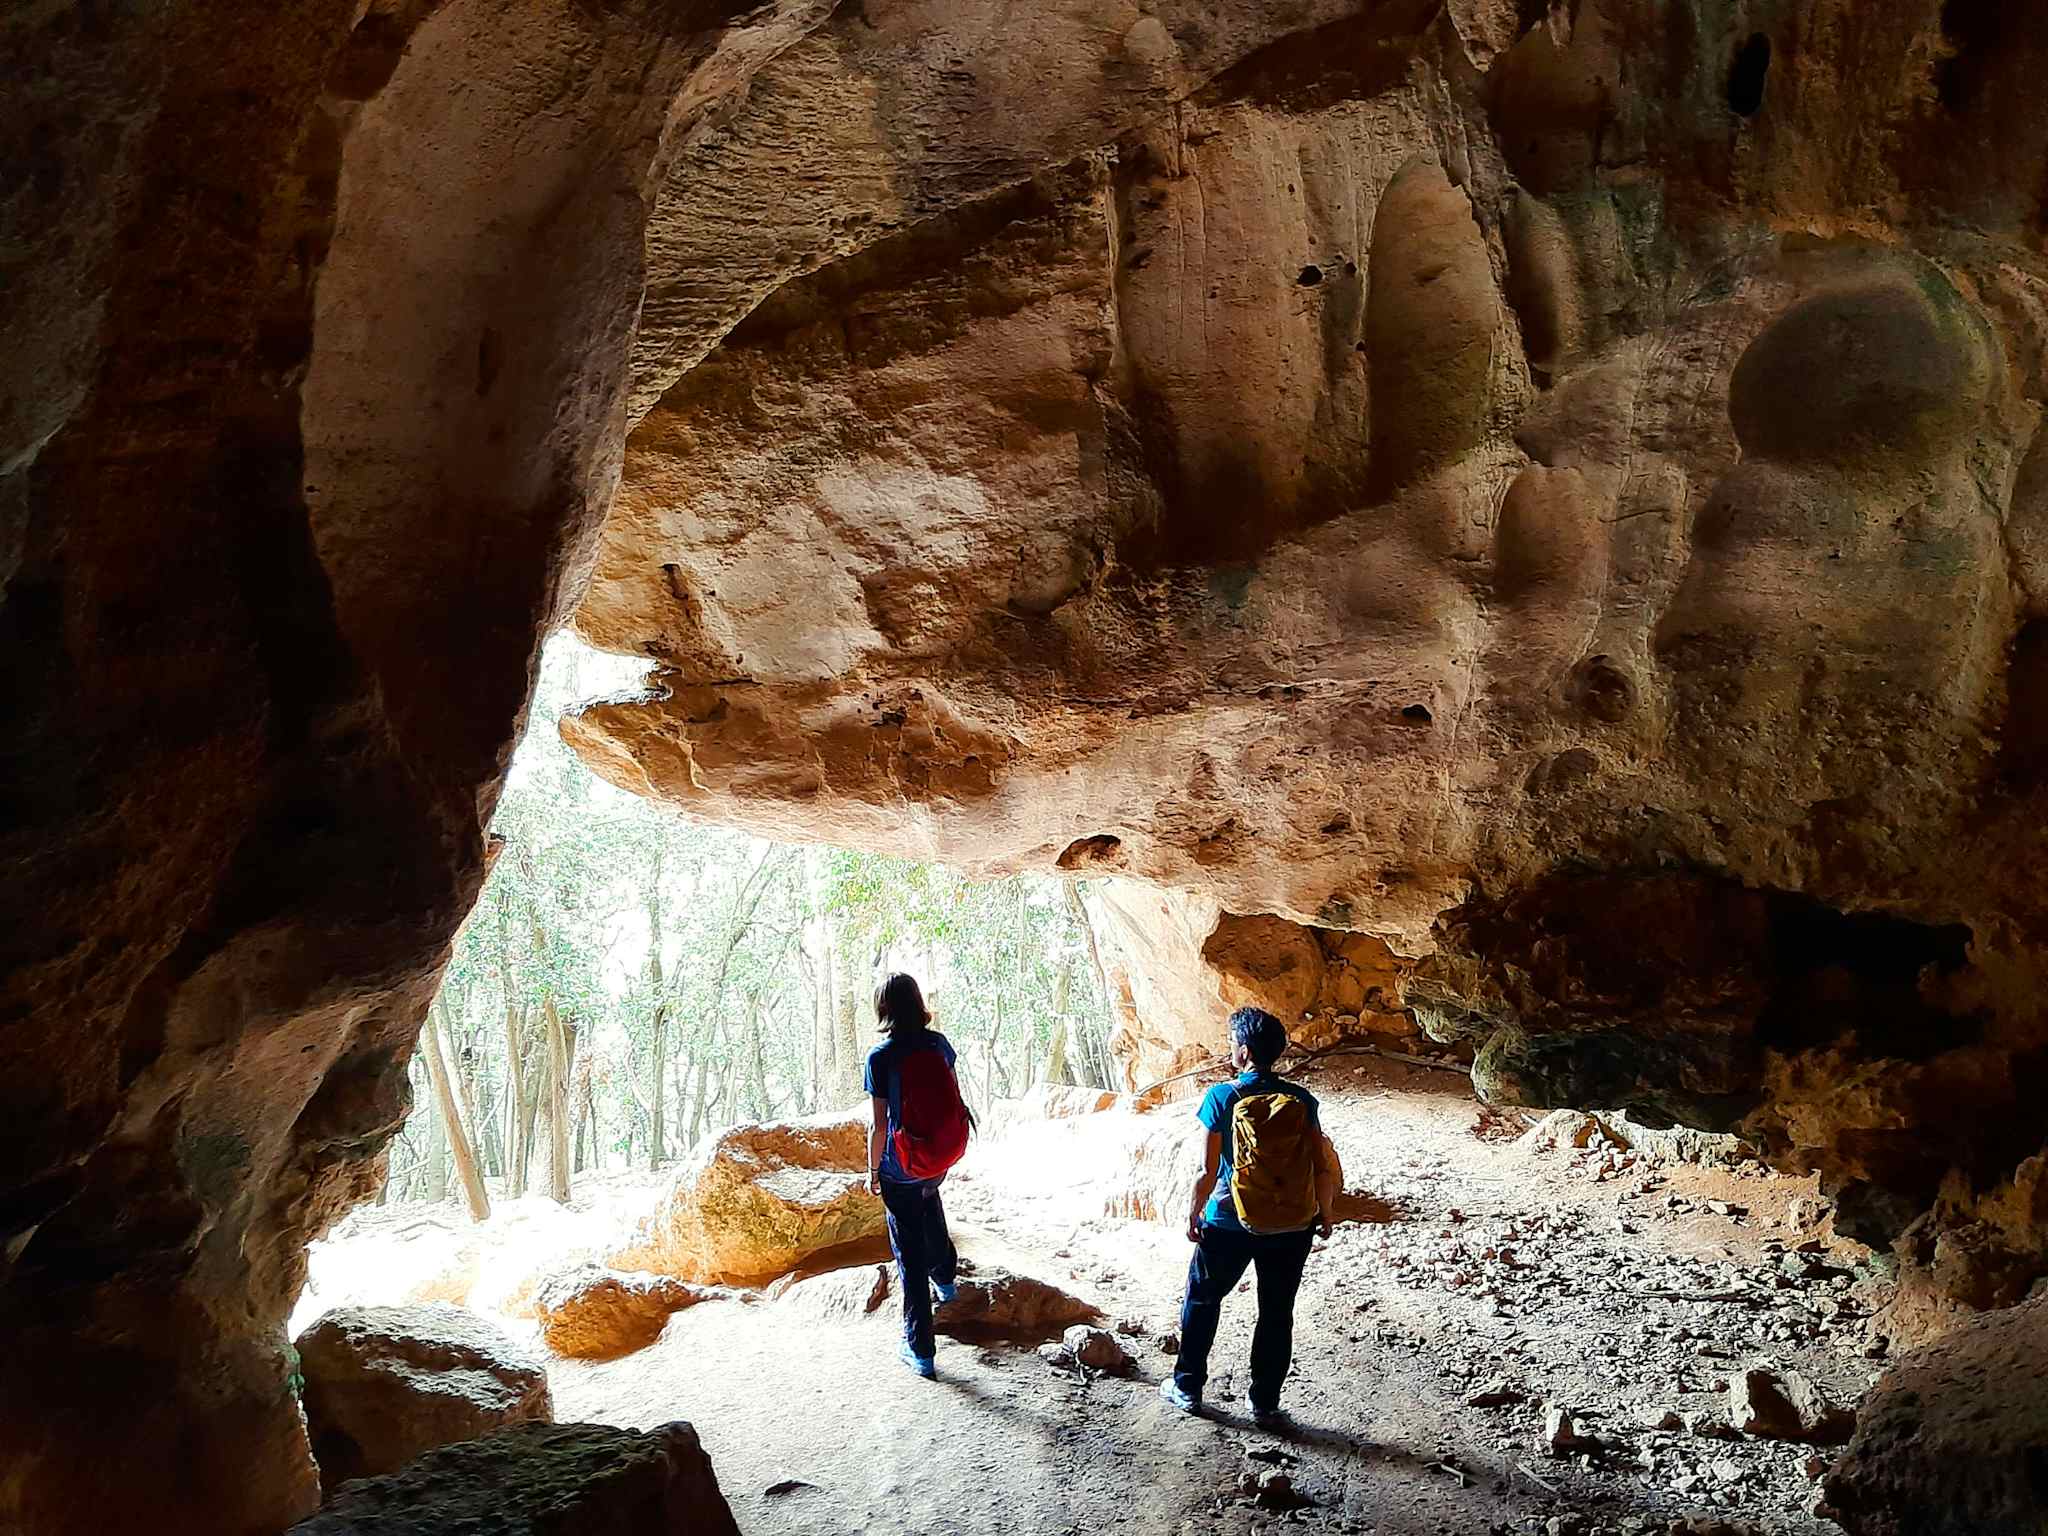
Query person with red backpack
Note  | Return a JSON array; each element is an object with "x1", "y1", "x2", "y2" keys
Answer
[{"x1": 865, "y1": 973, "x2": 972, "y2": 1378}]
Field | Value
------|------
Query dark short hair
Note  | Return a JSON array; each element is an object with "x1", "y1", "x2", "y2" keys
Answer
[{"x1": 1229, "y1": 1006, "x2": 1287, "y2": 1068}]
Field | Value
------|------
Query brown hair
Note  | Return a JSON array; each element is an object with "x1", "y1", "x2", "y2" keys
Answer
[{"x1": 874, "y1": 972, "x2": 932, "y2": 1040}]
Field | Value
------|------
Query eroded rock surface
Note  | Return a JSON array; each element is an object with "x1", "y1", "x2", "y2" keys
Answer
[
  {"x1": 611, "y1": 1110, "x2": 883, "y2": 1284},
  {"x1": 11, "y1": 2, "x2": 2048, "y2": 1531},
  {"x1": 533, "y1": 1265, "x2": 728, "y2": 1362},
  {"x1": 295, "y1": 1304, "x2": 553, "y2": 1491},
  {"x1": 1826, "y1": 1293, "x2": 2048, "y2": 1535},
  {"x1": 288, "y1": 1421, "x2": 740, "y2": 1536},
  {"x1": 562, "y1": 0, "x2": 2048, "y2": 1306}
]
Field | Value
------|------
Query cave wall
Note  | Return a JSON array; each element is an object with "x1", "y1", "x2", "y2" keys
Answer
[
  {"x1": 7, "y1": 2, "x2": 2048, "y2": 1529},
  {"x1": 0, "y1": 1, "x2": 844, "y2": 1529},
  {"x1": 1086, "y1": 881, "x2": 1414, "y2": 1092},
  {"x1": 563, "y1": 0, "x2": 2048, "y2": 1315}
]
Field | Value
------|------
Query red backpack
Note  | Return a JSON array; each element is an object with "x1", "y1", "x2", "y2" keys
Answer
[{"x1": 893, "y1": 1046, "x2": 971, "y2": 1179}]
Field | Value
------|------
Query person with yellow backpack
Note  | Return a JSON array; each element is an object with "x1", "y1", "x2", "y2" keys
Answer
[{"x1": 1160, "y1": 1007, "x2": 1337, "y2": 1426}]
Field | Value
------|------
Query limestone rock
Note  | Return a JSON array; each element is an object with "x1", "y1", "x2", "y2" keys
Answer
[
  {"x1": 1085, "y1": 883, "x2": 1415, "y2": 1090},
  {"x1": 295, "y1": 1305, "x2": 553, "y2": 1492},
  {"x1": 533, "y1": 1265, "x2": 725, "y2": 1362},
  {"x1": 288, "y1": 1421, "x2": 739, "y2": 1536},
  {"x1": 934, "y1": 1267, "x2": 1100, "y2": 1340},
  {"x1": 1826, "y1": 1293, "x2": 2048, "y2": 1535},
  {"x1": 14, "y1": 3, "x2": 2048, "y2": 1530},
  {"x1": 1727, "y1": 1366, "x2": 1853, "y2": 1445},
  {"x1": 774, "y1": 1263, "x2": 895, "y2": 1322},
  {"x1": 1063, "y1": 1324, "x2": 1134, "y2": 1374},
  {"x1": 611, "y1": 1111, "x2": 883, "y2": 1285}
]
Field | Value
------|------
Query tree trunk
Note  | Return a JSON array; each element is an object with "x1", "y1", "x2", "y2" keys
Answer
[
  {"x1": 646, "y1": 871, "x2": 667, "y2": 1169},
  {"x1": 423, "y1": 1006, "x2": 491, "y2": 1221},
  {"x1": 835, "y1": 944, "x2": 864, "y2": 1105},
  {"x1": 1046, "y1": 954, "x2": 1075, "y2": 1086},
  {"x1": 543, "y1": 995, "x2": 574, "y2": 1203},
  {"x1": 504, "y1": 1003, "x2": 529, "y2": 1194},
  {"x1": 424, "y1": 1070, "x2": 449, "y2": 1204},
  {"x1": 749, "y1": 993, "x2": 770, "y2": 1121}
]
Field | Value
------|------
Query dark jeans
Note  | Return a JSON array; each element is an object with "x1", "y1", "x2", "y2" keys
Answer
[
  {"x1": 880, "y1": 1178, "x2": 958, "y2": 1359},
  {"x1": 1173, "y1": 1222, "x2": 1315, "y2": 1410}
]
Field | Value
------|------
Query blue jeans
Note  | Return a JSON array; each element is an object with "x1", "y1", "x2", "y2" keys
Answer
[
  {"x1": 1173, "y1": 1222, "x2": 1315, "y2": 1410},
  {"x1": 880, "y1": 1178, "x2": 958, "y2": 1359}
]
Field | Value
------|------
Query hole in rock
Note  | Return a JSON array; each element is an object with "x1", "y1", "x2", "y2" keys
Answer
[
  {"x1": 1297, "y1": 264, "x2": 1323, "y2": 286},
  {"x1": 1935, "y1": 0, "x2": 2001, "y2": 113},
  {"x1": 1400, "y1": 702, "x2": 1433, "y2": 724},
  {"x1": 1727, "y1": 31, "x2": 1771, "y2": 117},
  {"x1": 1757, "y1": 894, "x2": 1976, "y2": 1061}
]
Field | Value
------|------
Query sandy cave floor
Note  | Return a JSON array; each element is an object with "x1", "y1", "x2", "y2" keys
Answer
[{"x1": 306, "y1": 1061, "x2": 1889, "y2": 1536}]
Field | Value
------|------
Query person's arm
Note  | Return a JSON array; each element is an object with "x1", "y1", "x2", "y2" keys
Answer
[
  {"x1": 1186, "y1": 1129, "x2": 1223, "y2": 1244},
  {"x1": 868, "y1": 1096, "x2": 889, "y2": 1195},
  {"x1": 1313, "y1": 1131, "x2": 1338, "y2": 1238}
]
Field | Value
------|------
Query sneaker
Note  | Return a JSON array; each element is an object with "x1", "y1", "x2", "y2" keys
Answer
[
  {"x1": 932, "y1": 1278, "x2": 959, "y2": 1305},
  {"x1": 1245, "y1": 1395, "x2": 1288, "y2": 1429},
  {"x1": 900, "y1": 1342, "x2": 936, "y2": 1379},
  {"x1": 1159, "y1": 1377, "x2": 1201, "y2": 1415}
]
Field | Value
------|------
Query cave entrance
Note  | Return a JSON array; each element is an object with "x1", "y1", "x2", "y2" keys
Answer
[
  {"x1": 286, "y1": 641, "x2": 1881, "y2": 1532},
  {"x1": 292, "y1": 633, "x2": 1124, "y2": 1326}
]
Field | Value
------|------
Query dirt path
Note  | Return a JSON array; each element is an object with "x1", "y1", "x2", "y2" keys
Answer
[{"x1": 541, "y1": 1061, "x2": 1885, "y2": 1536}]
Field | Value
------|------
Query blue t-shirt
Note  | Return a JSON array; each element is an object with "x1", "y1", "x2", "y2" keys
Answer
[
  {"x1": 864, "y1": 1030, "x2": 958, "y2": 1186},
  {"x1": 1197, "y1": 1070, "x2": 1320, "y2": 1232}
]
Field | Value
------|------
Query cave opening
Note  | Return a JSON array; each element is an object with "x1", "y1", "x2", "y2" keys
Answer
[{"x1": 1727, "y1": 32, "x2": 1773, "y2": 119}]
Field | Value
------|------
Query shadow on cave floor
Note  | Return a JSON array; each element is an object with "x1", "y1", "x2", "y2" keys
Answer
[{"x1": 309, "y1": 1057, "x2": 1880, "y2": 1534}]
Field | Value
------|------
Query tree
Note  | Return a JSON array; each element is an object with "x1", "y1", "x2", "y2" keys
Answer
[
  {"x1": 422, "y1": 1005, "x2": 490, "y2": 1220},
  {"x1": 380, "y1": 633, "x2": 1121, "y2": 1209}
]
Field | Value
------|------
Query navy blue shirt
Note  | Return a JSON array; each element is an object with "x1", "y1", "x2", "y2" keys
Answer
[
  {"x1": 1197, "y1": 1069, "x2": 1320, "y2": 1232},
  {"x1": 864, "y1": 1030, "x2": 958, "y2": 1186}
]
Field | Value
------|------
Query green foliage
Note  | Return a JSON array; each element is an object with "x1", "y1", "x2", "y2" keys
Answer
[{"x1": 384, "y1": 637, "x2": 1117, "y2": 1202}]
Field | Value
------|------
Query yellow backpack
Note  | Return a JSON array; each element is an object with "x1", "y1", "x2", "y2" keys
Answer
[{"x1": 1228, "y1": 1091, "x2": 1319, "y2": 1234}]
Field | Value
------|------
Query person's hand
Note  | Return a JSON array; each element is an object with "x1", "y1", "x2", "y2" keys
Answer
[
  {"x1": 1186, "y1": 1209, "x2": 1204, "y2": 1244},
  {"x1": 1317, "y1": 1213, "x2": 1334, "y2": 1240},
  {"x1": 867, "y1": 1170, "x2": 882, "y2": 1196}
]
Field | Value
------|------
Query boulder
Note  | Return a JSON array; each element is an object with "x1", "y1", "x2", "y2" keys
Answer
[
  {"x1": 288, "y1": 1421, "x2": 740, "y2": 1535},
  {"x1": 295, "y1": 1305, "x2": 553, "y2": 1491},
  {"x1": 534, "y1": 1265, "x2": 727, "y2": 1362},
  {"x1": 935, "y1": 1266, "x2": 1101, "y2": 1339},
  {"x1": 1827, "y1": 1294, "x2": 2048, "y2": 1534},
  {"x1": 776, "y1": 1258, "x2": 1099, "y2": 1341},
  {"x1": 1728, "y1": 1365, "x2": 1853, "y2": 1445},
  {"x1": 774, "y1": 1263, "x2": 895, "y2": 1321},
  {"x1": 611, "y1": 1111, "x2": 884, "y2": 1284}
]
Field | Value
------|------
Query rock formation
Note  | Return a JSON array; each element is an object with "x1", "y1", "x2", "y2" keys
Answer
[
  {"x1": 610, "y1": 1110, "x2": 883, "y2": 1284},
  {"x1": 287, "y1": 1421, "x2": 740, "y2": 1536},
  {"x1": 1826, "y1": 1293, "x2": 2048, "y2": 1535},
  {"x1": 559, "y1": 0, "x2": 2048, "y2": 1324},
  {"x1": 533, "y1": 1265, "x2": 729, "y2": 1362},
  {"x1": 1085, "y1": 881, "x2": 1416, "y2": 1088},
  {"x1": 295, "y1": 1304, "x2": 553, "y2": 1491},
  {"x1": 8, "y1": 1, "x2": 2048, "y2": 1532}
]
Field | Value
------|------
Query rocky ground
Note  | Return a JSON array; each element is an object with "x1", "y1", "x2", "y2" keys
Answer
[{"x1": 309, "y1": 1061, "x2": 1890, "y2": 1535}]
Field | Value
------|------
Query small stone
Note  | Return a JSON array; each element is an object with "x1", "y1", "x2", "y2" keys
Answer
[
  {"x1": 1468, "y1": 1377, "x2": 1525, "y2": 1408},
  {"x1": 1543, "y1": 1403, "x2": 1591, "y2": 1455},
  {"x1": 1062, "y1": 1324, "x2": 1133, "y2": 1374},
  {"x1": 1036, "y1": 1342, "x2": 1081, "y2": 1374},
  {"x1": 1159, "y1": 1331, "x2": 1181, "y2": 1354}
]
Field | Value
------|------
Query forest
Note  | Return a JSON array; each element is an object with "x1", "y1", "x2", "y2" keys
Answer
[{"x1": 384, "y1": 640, "x2": 1121, "y2": 1217}]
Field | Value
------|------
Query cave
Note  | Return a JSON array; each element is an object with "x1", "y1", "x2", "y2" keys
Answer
[{"x1": 8, "y1": 1, "x2": 2048, "y2": 1533}]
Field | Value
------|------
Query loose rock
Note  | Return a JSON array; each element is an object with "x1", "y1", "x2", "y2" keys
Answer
[{"x1": 295, "y1": 1304, "x2": 552, "y2": 1491}]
